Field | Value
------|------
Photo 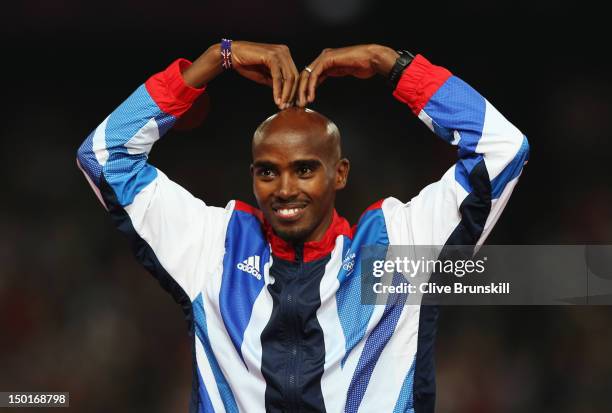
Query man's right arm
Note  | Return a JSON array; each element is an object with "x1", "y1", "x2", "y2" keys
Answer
[
  {"x1": 76, "y1": 41, "x2": 299, "y2": 302},
  {"x1": 76, "y1": 48, "x2": 230, "y2": 304}
]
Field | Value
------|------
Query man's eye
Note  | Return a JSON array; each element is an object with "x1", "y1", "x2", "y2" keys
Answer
[
  {"x1": 297, "y1": 166, "x2": 313, "y2": 176},
  {"x1": 258, "y1": 168, "x2": 275, "y2": 177}
]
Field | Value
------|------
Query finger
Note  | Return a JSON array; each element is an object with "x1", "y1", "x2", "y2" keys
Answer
[
  {"x1": 307, "y1": 59, "x2": 327, "y2": 103},
  {"x1": 279, "y1": 62, "x2": 294, "y2": 108},
  {"x1": 301, "y1": 57, "x2": 324, "y2": 105},
  {"x1": 288, "y1": 59, "x2": 300, "y2": 107},
  {"x1": 269, "y1": 60, "x2": 283, "y2": 108},
  {"x1": 289, "y1": 78, "x2": 298, "y2": 107},
  {"x1": 297, "y1": 67, "x2": 312, "y2": 107}
]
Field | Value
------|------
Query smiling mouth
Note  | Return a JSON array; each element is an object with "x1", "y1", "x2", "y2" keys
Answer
[{"x1": 272, "y1": 205, "x2": 307, "y2": 221}]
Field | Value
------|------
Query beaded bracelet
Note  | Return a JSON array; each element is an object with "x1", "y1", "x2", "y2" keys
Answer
[{"x1": 221, "y1": 38, "x2": 233, "y2": 70}]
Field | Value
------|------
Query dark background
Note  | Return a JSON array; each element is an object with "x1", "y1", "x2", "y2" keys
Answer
[{"x1": 2, "y1": 1, "x2": 611, "y2": 412}]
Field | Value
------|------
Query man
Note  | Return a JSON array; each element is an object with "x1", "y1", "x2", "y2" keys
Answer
[{"x1": 77, "y1": 40, "x2": 529, "y2": 412}]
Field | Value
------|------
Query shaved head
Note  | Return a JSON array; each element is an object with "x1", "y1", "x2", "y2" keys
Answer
[
  {"x1": 252, "y1": 107, "x2": 342, "y2": 163},
  {"x1": 250, "y1": 107, "x2": 350, "y2": 244}
]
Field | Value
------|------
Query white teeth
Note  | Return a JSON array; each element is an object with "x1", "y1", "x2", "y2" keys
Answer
[{"x1": 278, "y1": 208, "x2": 301, "y2": 216}]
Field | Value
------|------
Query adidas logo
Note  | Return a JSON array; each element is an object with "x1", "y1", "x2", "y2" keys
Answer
[{"x1": 237, "y1": 255, "x2": 262, "y2": 280}]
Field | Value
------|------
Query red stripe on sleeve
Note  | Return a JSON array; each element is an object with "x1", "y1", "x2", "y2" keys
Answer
[
  {"x1": 144, "y1": 58, "x2": 206, "y2": 118},
  {"x1": 352, "y1": 198, "x2": 385, "y2": 237},
  {"x1": 364, "y1": 198, "x2": 385, "y2": 212},
  {"x1": 392, "y1": 54, "x2": 452, "y2": 115},
  {"x1": 234, "y1": 200, "x2": 264, "y2": 222}
]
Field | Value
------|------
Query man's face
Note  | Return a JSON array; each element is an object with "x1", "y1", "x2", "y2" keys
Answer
[{"x1": 251, "y1": 111, "x2": 348, "y2": 244}]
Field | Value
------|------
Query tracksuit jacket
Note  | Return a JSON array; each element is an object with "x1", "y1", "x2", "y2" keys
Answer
[{"x1": 77, "y1": 54, "x2": 529, "y2": 413}]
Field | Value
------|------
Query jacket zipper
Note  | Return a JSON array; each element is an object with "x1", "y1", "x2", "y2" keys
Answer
[{"x1": 286, "y1": 245, "x2": 303, "y2": 413}]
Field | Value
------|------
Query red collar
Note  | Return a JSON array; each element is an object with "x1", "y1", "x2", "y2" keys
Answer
[{"x1": 264, "y1": 209, "x2": 351, "y2": 263}]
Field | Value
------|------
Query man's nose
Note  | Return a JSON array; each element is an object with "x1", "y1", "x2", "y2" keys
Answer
[{"x1": 276, "y1": 173, "x2": 299, "y2": 199}]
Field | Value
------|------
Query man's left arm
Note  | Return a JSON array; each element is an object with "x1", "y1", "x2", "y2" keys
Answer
[{"x1": 298, "y1": 45, "x2": 529, "y2": 246}]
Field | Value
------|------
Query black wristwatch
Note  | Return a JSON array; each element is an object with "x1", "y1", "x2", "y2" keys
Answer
[{"x1": 388, "y1": 50, "x2": 415, "y2": 89}]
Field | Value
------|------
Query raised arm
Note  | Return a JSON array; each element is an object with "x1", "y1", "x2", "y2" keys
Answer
[
  {"x1": 297, "y1": 44, "x2": 529, "y2": 247},
  {"x1": 76, "y1": 41, "x2": 299, "y2": 301}
]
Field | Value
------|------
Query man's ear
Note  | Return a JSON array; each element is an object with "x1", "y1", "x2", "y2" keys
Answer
[{"x1": 335, "y1": 158, "x2": 350, "y2": 190}]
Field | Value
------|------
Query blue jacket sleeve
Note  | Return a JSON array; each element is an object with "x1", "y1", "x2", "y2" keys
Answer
[
  {"x1": 381, "y1": 54, "x2": 529, "y2": 247},
  {"x1": 76, "y1": 59, "x2": 231, "y2": 301}
]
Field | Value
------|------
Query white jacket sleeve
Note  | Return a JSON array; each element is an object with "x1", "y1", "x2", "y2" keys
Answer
[
  {"x1": 76, "y1": 59, "x2": 231, "y2": 301},
  {"x1": 381, "y1": 55, "x2": 529, "y2": 248}
]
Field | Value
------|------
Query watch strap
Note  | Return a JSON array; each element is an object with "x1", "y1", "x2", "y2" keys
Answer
[{"x1": 388, "y1": 50, "x2": 415, "y2": 89}]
